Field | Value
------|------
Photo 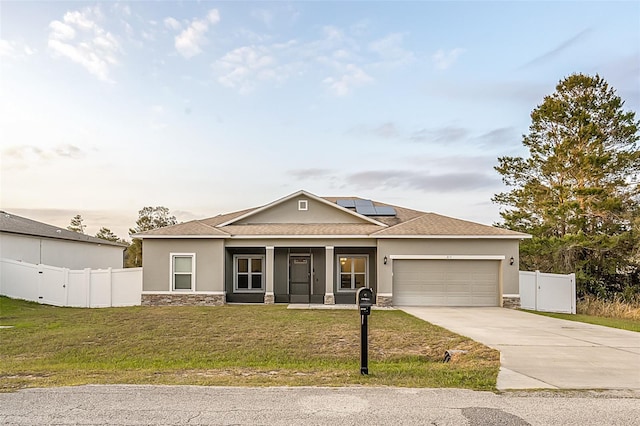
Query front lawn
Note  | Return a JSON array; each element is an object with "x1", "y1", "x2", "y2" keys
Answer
[
  {"x1": 525, "y1": 310, "x2": 640, "y2": 332},
  {"x1": 0, "y1": 296, "x2": 499, "y2": 392}
]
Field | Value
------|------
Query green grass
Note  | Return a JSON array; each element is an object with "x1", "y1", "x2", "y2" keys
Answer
[
  {"x1": 0, "y1": 296, "x2": 499, "y2": 392},
  {"x1": 524, "y1": 310, "x2": 640, "y2": 332}
]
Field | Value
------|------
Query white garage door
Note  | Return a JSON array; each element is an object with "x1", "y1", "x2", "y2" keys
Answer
[{"x1": 393, "y1": 259, "x2": 500, "y2": 306}]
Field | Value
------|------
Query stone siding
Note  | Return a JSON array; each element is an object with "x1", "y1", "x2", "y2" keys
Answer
[
  {"x1": 324, "y1": 294, "x2": 335, "y2": 305},
  {"x1": 502, "y1": 296, "x2": 521, "y2": 309},
  {"x1": 376, "y1": 294, "x2": 393, "y2": 307},
  {"x1": 142, "y1": 293, "x2": 225, "y2": 306},
  {"x1": 264, "y1": 293, "x2": 275, "y2": 304}
]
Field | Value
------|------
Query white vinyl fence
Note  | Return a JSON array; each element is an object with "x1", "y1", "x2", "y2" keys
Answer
[
  {"x1": 0, "y1": 258, "x2": 142, "y2": 307},
  {"x1": 519, "y1": 270, "x2": 576, "y2": 314}
]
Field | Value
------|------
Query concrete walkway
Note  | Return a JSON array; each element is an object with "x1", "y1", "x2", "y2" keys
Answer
[{"x1": 399, "y1": 307, "x2": 640, "y2": 390}]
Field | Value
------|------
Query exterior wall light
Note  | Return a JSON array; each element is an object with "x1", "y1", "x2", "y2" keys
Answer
[
  {"x1": 509, "y1": 257, "x2": 514, "y2": 265},
  {"x1": 383, "y1": 256, "x2": 388, "y2": 265}
]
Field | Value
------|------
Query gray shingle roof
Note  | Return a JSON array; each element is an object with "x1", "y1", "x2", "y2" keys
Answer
[
  {"x1": 134, "y1": 192, "x2": 529, "y2": 239},
  {"x1": 0, "y1": 211, "x2": 127, "y2": 247}
]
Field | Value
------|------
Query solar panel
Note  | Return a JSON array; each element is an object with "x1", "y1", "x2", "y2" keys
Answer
[
  {"x1": 374, "y1": 206, "x2": 397, "y2": 216},
  {"x1": 336, "y1": 199, "x2": 396, "y2": 216},
  {"x1": 337, "y1": 199, "x2": 356, "y2": 208},
  {"x1": 354, "y1": 199, "x2": 374, "y2": 207},
  {"x1": 356, "y1": 205, "x2": 377, "y2": 215}
]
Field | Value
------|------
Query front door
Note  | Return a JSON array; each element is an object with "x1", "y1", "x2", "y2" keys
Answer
[{"x1": 289, "y1": 256, "x2": 311, "y2": 303}]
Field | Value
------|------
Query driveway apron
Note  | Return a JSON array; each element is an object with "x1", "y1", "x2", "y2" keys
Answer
[{"x1": 399, "y1": 307, "x2": 640, "y2": 390}]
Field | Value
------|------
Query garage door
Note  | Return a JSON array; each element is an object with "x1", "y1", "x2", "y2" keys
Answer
[{"x1": 393, "y1": 259, "x2": 499, "y2": 306}]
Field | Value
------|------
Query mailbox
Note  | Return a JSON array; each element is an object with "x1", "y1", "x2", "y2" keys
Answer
[
  {"x1": 357, "y1": 287, "x2": 374, "y2": 315},
  {"x1": 356, "y1": 287, "x2": 373, "y2": 375}
]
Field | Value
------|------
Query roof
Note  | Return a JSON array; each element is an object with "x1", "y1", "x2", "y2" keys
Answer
[
  {"x1": 134, "y1": 190, "x2": 530, "y2": 239},
  {"x1": 0, "y1": 211, "x2": 127, "y2": 247}
]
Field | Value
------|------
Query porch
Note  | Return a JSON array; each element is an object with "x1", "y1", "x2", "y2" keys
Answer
[{"x1": 224, "y1": 246, "x2": 377, "y2": 305}]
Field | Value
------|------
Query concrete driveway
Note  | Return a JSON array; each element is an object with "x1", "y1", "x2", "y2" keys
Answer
[{"x1": 399, "y1": 307, "x2": 640, "y2": 390}]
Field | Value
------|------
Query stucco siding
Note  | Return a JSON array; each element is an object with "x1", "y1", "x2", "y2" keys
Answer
[
  {"x1": 0, "y1": 233, "x2": 40, "y2": 264},
  {"x1": 377, "y1": 239, "x2": 520, "y2": 295},
  {"x1": 0, "y1": 233, "x2": 123, "y2": 269},
  {"x1": 142, "y1": 239, "x2": 224, "y2": 292},
  {"x1": 236, "y1": 195, "x2": 365, "y2": 224}
]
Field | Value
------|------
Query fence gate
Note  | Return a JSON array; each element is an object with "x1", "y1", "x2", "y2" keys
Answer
[
  {"x1": 37, "y1": 264, "x2": 67, "y2": 306},
  {"x1": 519, "y1": 270, "x2": 576, "y2": 314}
]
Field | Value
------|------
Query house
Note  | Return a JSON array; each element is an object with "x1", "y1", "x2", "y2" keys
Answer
[
  {"x1": 135, "y1": 190, "x2": 530, "y2": 307},
  {"x1": 0, "y1": 211, "x2": 126, "y2": 269}
]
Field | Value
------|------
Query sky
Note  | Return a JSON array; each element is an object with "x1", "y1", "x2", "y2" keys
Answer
[{"x1": 1, "y1": 1, "x2": 639, "y2": 241}]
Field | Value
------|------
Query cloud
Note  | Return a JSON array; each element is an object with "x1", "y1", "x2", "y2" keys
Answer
[
  {"x1": 215, "y1": 45, "x2": 282, "y2": 94},
  {"x1": 346, "y1": 121, "x2": 402, "y2": 140},
  {"x1": 432, "y1": 48, "x2": 465, "y2": 70},
  {"x1": 214, "y1": 24, "x2": 409, "y2": 95},
  {"x1": 211, "y1": 23, "x2": 418, "y2": 96},
  {"x1": 0, "y1": 39, "x2": 36, "y2": 59},
  {"x1": 287, "y1": 168, "x2": 335, "y2": 180},
  {"x1": 47, "y1": 6, "x2": 121, "y2": 82},
  {"x1": 54, "y1": 144, "x2": 85, "y2": 159},
  {"x1": 374, "y1": 122, "x2": 399, "y2": 139},
  {"x1": 475, "y1": 127, "x2": 519, "y2": 148},
  {"x1": 521, "y1": 28, "x2": 592, "y2": 69},
  {"x1": 406, "y1": 154, "x2": 499, "y2": 172},
  {"x1": 409, "y1": 126, "x2": 468, "y2": 144},
  {"x1": 346, "y1": 170, "x2": 499, "y2": 193},
  {"x1": 173, "y1": 9, "x2": 220, "y2": 58},
  {"x1": 323, "y1": 64, "x2": 373, "y2": 96},
  {"x1": 369, "y1": 33, "x2": 415, "y2": 68},
  {"x1": 2, "y1": 144, "x2": 86, "y2": 169},
  {"x1": 163, "y1": 17, "x2": 181, "y2": 31}
]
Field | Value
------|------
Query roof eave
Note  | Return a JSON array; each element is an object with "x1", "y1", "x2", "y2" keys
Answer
[
  {"x1": 374, "y1": 234, "x2": 532, "y2": 239},
  {"x1": 226, "y1": 234, "x2": 376, "y2": 239},
  {"x1": 131, "y1": 234, "x2": 228, "y2": 239},
  {"x1": 1, "y1": 229, "x2": 128, "y2": 247}
]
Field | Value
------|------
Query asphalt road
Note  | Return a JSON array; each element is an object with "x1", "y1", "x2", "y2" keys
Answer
[{"x1": 1, "y1": 385, "x2": 639, "y2": 425}]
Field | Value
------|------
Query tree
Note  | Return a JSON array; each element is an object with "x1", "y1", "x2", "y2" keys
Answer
[
  {"x1": 493, "y1": 73, "x2": 640, "y2": 298},
  {"x1": 67, "y1": 214, "x2": 86, "y2": 234},
  {"x1": 95, "y1": 227, "x2": 124, "y2": 243},
  {"x1": 126, "y1": 206, "x2": 178, "y2": 267}
]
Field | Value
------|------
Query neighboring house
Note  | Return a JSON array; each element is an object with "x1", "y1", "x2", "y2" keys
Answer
[
  {"x1": 135, "y1": 190, "x2": 530, "y2": 307},
  {"x1": 0, "y1": 211, "x2": 126, "y2": 269}
]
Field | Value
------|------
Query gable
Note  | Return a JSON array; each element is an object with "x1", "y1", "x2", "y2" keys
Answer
[{"x1": 235, "y1": 194, "x2": 370, "y2": 225}]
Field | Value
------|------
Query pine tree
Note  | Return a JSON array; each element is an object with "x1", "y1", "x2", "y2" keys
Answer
[
  {"x1": 126, "y1": 207, "x2": 178, "y2": 267},
  {"x1": 67, "y1": 214, "x2": 86, "y2": 234},
  {"x1": 493, "y1": 73, "x2": 639, "y2": 297},
  {"x1": 95, "y1": 227, "x2": 121, "y2": 242}
]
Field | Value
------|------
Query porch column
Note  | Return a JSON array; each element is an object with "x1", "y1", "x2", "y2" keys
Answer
[
  {"x1": 264, "y1": 246, "x2": 275, "y2": 304},
  {"x1": 324, "y1": 246, "x2": 335, "y2": 304}
]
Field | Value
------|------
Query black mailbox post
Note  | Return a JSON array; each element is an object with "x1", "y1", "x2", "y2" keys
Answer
[{"x1": 357, "y1": 287, "x2": 374, "y2": 375}]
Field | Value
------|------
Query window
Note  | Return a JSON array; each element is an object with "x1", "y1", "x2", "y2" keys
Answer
[
  {"x1": 234, "y1": 255, "x2": 264, "y2": 292},
  {"x1": 171, "y1": 253, "x2": 195, "y2": 291},
  {"x1": 338, "y1": 255, "x2": 367, "y2": 290},
  {"x1": 298, "y1": 199, "x2": 308, "y2": 211}
]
